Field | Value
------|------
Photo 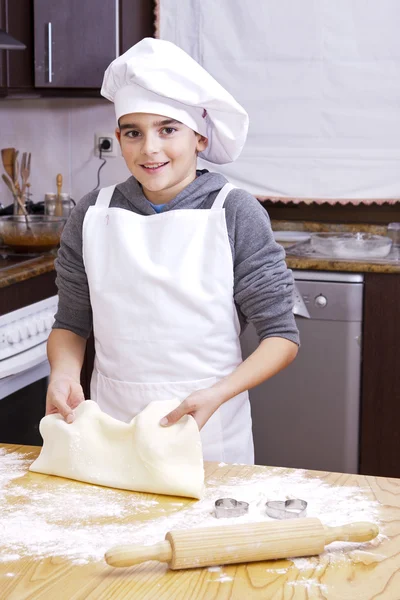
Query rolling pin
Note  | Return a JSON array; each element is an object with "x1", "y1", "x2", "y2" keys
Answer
[{"x1": 105, "y1": 518, "x2": 379, "y2": 569}]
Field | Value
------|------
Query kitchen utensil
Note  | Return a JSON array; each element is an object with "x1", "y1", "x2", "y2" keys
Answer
[
  {"x1": 20, "y1": 152, "x2": 31, "y2": 198},
  {"x1": 1, "y1": 148, "x2": 15, "y2": 180},
  {"x1": 273, "y1": 231, "x2": 311, "y2": 243},
  {"x1": 56, "y1": 173, "x2": 63, "y2": 196},
  {"x1": 1, "y1": 149, "x2": 25, "y2": 217},
  {"x1": 1, "y1": 174, "x2": 31, "y2": 225},
  {"x1": 2, "y1": 172, "x2": 18, "y2": 198},
  {"x1": 0, "y1": 215, "x2": 66, "y2": 253},
  {"x1": 13, "y1": 150, "x2": 20, "y2": 193},
  {"x1": 265, "y1": 499, "x2": 307, "y2": 519},
  {"x1": 310, "y1": 232, "x2": 392, "y2": 259},
  {"x1": 215, "y1": 498, "x2": 249, "y2": 518},
  {"x1": 105, "y1": 518, "x2": 379, "y2": 569},
  {"x1": 55, "y1": 174, "x2": 63, "y2": 217}
]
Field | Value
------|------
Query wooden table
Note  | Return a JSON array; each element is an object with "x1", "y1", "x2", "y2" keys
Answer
[{"x1": 1, "y1": 444, "x2": 400, "y2": 600}]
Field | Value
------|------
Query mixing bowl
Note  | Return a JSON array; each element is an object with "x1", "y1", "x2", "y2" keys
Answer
[
  {"x1": 310, "y1": 232, "x2": 393, "y2": 259},
  {"x1": 0, "y1": 215, "x2": 66, "y2": 253}
]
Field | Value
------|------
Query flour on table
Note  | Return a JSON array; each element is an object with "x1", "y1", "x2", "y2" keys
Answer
[{"x1": 0, "y1": 448, "x2": 385, "y2": 572}]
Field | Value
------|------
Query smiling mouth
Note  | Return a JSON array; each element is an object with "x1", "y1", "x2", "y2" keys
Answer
[{"x1": 141, "y1": 162, "x2": 169, "y2": 171}]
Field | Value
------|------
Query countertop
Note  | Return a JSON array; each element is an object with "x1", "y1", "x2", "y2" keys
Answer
[
  {"x1": 285, "y1": 254, "x2": 400, "y2": 273},
  {"x1": 1, "y1": 218, "x2": 400, "y2": 290},
  {"x1": 0, "y1": 252, "x2": 55, "y2": 288},
  {"x1": 273, "y1": 220, "x2": 400, "y2": 274},
  {"x1": 1, "y1": 443, "x2": 399, "y2": 599}
]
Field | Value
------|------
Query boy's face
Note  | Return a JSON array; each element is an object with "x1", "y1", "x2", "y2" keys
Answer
[{"x1": 115, "y1": 113, "x2": 208, "y2": 203}]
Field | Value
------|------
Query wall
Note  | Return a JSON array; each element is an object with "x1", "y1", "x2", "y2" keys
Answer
[
  {"x1": 160, "y1": 0, "x2": 400, "y2": 202},
  {"x1": 0, "y1": 98, "x2": 130, "y2": 207}
]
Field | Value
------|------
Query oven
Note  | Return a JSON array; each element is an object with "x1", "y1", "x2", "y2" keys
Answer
[{"x1": 0, "y1": 295, "x2": 57, "y2": 445}]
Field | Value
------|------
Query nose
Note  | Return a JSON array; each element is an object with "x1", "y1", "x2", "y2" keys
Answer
[{"x1": 140, "y1": 132, "x2": 161, "y2": 156}]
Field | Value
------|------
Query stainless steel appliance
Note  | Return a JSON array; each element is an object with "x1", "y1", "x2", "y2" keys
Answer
[
  {"x1": 0, "y1": 295, "x2": 57, "y2": 445},
  {"x1": 241, "y1": 270, "x2": 364, "y2": 474}
]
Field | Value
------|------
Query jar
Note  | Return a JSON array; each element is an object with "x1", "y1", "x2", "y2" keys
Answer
[
  {"x1": 45, "y1": 193, "x2": 75, "y2": 218},
  {"x1": 387, "y1": 223, "x2": 400, "y2": 246}
]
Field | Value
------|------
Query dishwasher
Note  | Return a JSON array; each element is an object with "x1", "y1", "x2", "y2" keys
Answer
[{"x1": 240, "y1": 270, "x2": 364, "y2": 474}]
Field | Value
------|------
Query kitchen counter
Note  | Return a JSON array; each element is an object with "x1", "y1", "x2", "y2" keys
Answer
[
  {"x1": 273, "y1": 219, "x2": 400, "y2": 273},
  {"x1": 1, "y1": 215, "x2": 400, "y2": 289},
  {"x1": 285, "y1": 254, "x2": 400, "y2": 273},
  {"x1": 0, "y1": 252, "x2": 55, "y2": 289},
  {"x1": 1, "y1": 443, "x2": 399, "y2": 599}
]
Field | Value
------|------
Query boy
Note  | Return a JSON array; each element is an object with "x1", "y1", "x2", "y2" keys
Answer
[{"x1": 47, "y1": 38, "x2": 299, "y2": 464}]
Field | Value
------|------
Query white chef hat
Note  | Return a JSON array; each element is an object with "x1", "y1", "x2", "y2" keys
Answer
[{"x1": 101, "y1": 38, "x2": 249, "y2": 164}]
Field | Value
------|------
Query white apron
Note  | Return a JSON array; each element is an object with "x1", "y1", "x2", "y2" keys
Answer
[{"x1": 82, "y1": 183, "x2": 254, "y2": 464}]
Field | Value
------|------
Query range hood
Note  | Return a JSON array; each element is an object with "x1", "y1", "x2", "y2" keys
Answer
[{"x1": 0, "y1": 29, "x2": 26, "y2": 50}]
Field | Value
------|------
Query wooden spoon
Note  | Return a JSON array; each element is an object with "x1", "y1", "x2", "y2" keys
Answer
[{"x1": 1, "y1": 148, "x2": 15, "y2": 180}]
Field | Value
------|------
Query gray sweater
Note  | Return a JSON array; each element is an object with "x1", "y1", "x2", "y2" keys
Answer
[{"x1": 54, "y1": 170, "x2": 299, "y2": 345}]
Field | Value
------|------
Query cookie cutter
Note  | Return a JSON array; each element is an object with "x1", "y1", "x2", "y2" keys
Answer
[
  {"x1": 214, "y1": 498, "x2": 249, "y2": 519},
  {"x1": 265, "y1": 499, "x2": 307, "y2": 520}
]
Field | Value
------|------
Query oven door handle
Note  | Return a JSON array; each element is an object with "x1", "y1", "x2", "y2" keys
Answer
[{"x1": 0, "y1": 343, "x2": 48, "y2": 380}]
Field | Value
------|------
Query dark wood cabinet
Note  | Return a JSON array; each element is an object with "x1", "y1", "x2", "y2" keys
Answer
[
  {"x1": 33, "y1": 0, "x2": 117, "y2": 89},
  {"x1": 359, "y1": 273, "x2": 400, "y2": 478},
  {"x1": 0, "y1": 0, "x2": 35, "y2": 96},
  {"x1": 0, "y1": 270, "x2": 57, "y2": 316},
  {"x1": 0, "y1": 0, "x2": 154, "y2": 97}
]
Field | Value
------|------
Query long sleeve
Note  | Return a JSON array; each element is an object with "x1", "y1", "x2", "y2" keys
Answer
[
  {"x1": 224, "y1": 189, "x2": 299, "y2": 345},
  {"x1": 53, "y1": 192, "x2": 97, "y2": 339}
]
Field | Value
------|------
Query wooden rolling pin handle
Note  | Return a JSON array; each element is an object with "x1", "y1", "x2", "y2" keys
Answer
[
  {"x1": 324, "y1": 522, "x2": 379, "y2": 545},
  {"x1": 105, "y1": 540, "x2": 172, "y2": 568}
]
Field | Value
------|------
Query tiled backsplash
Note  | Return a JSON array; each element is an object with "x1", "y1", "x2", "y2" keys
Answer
[{"x1": 0, "y1": 98, "x2": 130, "y2": 206}]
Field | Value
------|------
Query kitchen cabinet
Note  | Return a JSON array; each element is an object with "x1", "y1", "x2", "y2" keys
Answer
[
  {"x1": 359, "y1": 273, "x2": 400, "y2": 478},
  {"x1": 0, "y1": 0, "x2": 35, "y2": 96},
  {"x1": 33, "y1": 0, "x2": 117, "y2": 89},
  {"x1": 0, "y1": 0, "x2": 154, "y2": 96},
  {"x1": 0, "y1": 269, "x2": 57, "y2": 315}
]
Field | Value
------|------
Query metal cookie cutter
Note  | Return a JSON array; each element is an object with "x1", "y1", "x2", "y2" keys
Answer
[
  {"x1": 214, "y1": 498, "x2": 249, "y2": 519},
  {"x1": 265, "y1": 499, "x2": 307, "y2": 520}
]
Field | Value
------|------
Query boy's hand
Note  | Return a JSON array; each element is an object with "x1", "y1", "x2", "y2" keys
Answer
[
  {"x1": 46, "y1": 376, "x2": 85, "y2": 423},
  {"x1": 160, "y1": 387, "x2": 223, "y2": 430}
]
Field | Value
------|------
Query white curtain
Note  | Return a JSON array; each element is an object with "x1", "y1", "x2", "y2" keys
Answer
[{"x1": 158, "y1": 0, "x2": 400, "y2": 203}]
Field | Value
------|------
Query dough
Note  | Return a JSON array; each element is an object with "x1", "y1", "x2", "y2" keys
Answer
[{"x1": 29, "y1": 399, "x2": 204, "y2": 499}]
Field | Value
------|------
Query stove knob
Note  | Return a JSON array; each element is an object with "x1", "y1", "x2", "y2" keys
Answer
[
  {"x1": 0, "y1": 331, "x2": 7, "y2": 349},
  {"x1": 314, "y1": 294, "x2": 327, "y2": 308},
  {"x1": 19, "y1": 323, "x2": 29, "y2": 340},
  {"x1": 7, "y1": 328, "x2": 21, "y2": 344},
  {"x1": 44, "y1": 314, "x2": 54, "y2": 330},
  {"x1": 27, "y1": 320, "x2": 38, "y2": 337},
  {"x1": 35, "y1": 318, "x2": 45, "y2": 334}
]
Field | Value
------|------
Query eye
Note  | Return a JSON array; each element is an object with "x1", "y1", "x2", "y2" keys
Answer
[
  {"x1": 161, "y1": 127, "x2": 177, "y2": 135},
  {"x1": 124, "y1": 130, "x2": 140, "y2": 138}
]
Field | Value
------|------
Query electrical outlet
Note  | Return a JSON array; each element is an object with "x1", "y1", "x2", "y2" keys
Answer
[{"x1": 94, "y1": 133, "x2": 118, "y2": 158}]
